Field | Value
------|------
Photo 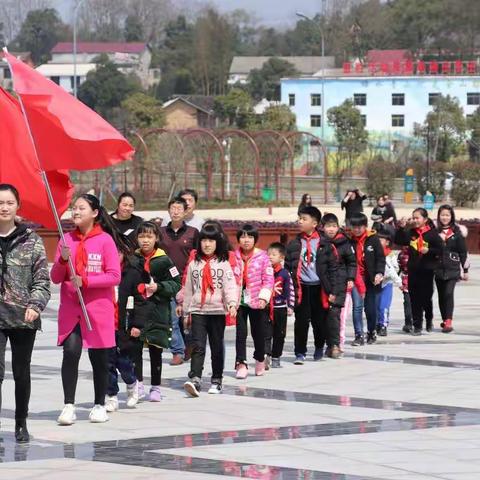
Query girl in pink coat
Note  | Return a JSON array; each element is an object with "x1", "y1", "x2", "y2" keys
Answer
[
  {"x1": 234, "y1": 224, "x2": 274, "y2": 378},
  {"x1": 51, "y1": 194, "x2": 124, "y2": 426}
]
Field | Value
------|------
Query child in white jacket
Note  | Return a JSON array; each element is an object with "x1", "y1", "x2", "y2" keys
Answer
[
  {"x1": 377, "y1": 230, "x2": 402, "y2": 336},
  {"x1": 177, "y1": 224, "x2": 238, "y2": 397}
]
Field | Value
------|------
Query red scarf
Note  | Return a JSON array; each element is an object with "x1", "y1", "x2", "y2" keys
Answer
[
  {"x1": 440, "y1": 226, "x2": 454, "y2": 242},
  {"x1": 241, "y1": 249, "x2": 254, "y2": 287},
  {"x1": 302, "y1": 230, "x2": 320, "y2": 264},
  {"x1": 201, "y1": 255, "x2": 216, "y2": 306},
  {"x1": 137, "y1": 249, "x2": 156, "y2": 297},
  {"x1": 73, "y1": 224, "x2": 103, "y2": 287},
  {"x1": 353, "y1": 230, "x2": 368, "y2": 275},
  {"x1": 415, "y1": 224, "x2": 431, "y2": 252},
  {"x1": 383, "y1": 245, "x2": 392, "y2": 257}
]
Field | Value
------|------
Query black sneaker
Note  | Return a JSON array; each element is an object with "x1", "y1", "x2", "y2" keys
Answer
[
  {"x1": 412, "y1": 328, "x2": 422, "y2": 336},
  {"x1": 426, "y1": 321, "x2": 433, "y2": 332},
  {"x1": 378, "y1": 326, "x2": 387, "y2": 337},
  {"x1": 376, "y1": 325, "x2": 382, "y2": 334},
  {"x1": 367, "y1": 332, "x2": 377, "y2": 344},
  {"x1": 313, "y1": 348, "x2": 324, "y2": 361},
  {"x1": 351, "y1": 334, "x2": 364, "y2": 346},
  {"x1": 271, "y1": 358, "x2": 281, "y2": 368},
  {"x1": 402, "y1": 324, "x2": 413, "y2": 333},
  {"x1": 184, "y1": 380, "x2": 201, "y2": 397}
]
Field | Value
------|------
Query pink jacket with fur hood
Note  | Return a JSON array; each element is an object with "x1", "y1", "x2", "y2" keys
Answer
[
  {"x1": 177, "y1": 257, "x2": 239, "y2": 315},
  {"x1": 234, "y1": 247, "x2": 274, "y2": 309},
  {"x1": 50, "y1": 231, "x2": 121, "y2": 349}
]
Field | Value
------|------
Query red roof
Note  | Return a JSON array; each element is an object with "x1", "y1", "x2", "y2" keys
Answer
[
  {"x1": 366, "y1": 49, "x2": 411, "y2": 64},
  {"x1": 51, "y1": 42, "x2": 147, "y2": 54}
]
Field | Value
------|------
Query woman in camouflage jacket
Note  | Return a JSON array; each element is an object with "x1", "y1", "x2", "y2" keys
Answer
[{"x1": 0, "y1": 185, "x2": 51, "y2": 443}]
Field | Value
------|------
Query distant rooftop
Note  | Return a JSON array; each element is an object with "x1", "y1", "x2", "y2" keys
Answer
[
  {"x1": 230, "y1": 56, "x2": 335, "y2": 75},
  {"x1": 51, "y1": 42, "x2": 148, "y2": 54},
  {"x1": 163, "y1": 95, "x2": 215, "y2": 114}
]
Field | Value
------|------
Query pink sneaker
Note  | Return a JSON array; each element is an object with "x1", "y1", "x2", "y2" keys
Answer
[
  {"x1": 255, "y1": 360, "x2": 265, "y2": 376},
  {"x1": 149, "y1": 386, "x2": 162, "y2": 402},
  {"x1": 235, "y1": 363, "x2": 248, "y2": 379}
]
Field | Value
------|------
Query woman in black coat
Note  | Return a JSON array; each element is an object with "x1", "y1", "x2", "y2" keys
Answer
[
  {"x1": 395, "y1": 208, "x2": 442, "y2": 335},
  {"x1": 434, "y1": 205, "x2": 468, "y2": 333},
  {"x1": 341, "y1": 189, "x2": 367, "y2": 226}
]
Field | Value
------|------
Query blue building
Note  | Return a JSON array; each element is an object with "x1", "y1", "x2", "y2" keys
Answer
[{"x1": 281, "y1": 67, "x2": 480, "y2": 147}]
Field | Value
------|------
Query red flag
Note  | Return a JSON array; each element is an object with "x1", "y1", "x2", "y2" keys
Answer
[
  {"x1": 0, "y1": 87, "x2": 74, "y2": 228},
  {"x1": 3, "y1": 51, "x2": 134, "y2": 171}
]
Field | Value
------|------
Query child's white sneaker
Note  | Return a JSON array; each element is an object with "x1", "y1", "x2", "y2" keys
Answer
[
  {"x1": 57, "y1": 404, "x2": 76, "y2": 426},
  {"x1": 105, "y1": 395, "x2": 119, "y2": 412},
  {"x1": 126, "y1": 381, "x2": 139, "y2": 408},
  {"x1": 89, "y1": 404, "x2": 109, "y2": 423},
  {"x1": 208, "y1": 383, "x2": 223, "y2": 394}
]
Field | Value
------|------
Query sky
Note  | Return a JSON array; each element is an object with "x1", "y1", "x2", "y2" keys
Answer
[{"x1": 55, "y1": 0, "x2": 324, "y2": 27}]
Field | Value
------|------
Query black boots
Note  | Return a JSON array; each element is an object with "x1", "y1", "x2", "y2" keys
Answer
[{"x1": 15, "y1": 419, "x2": 29, "y2": 443}]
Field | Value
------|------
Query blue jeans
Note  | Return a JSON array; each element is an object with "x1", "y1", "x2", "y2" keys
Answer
[
  {"x1": 107, "y1": 345, "x2": 136, "y2": 396},
  {"x1": 364, "y1": 283, "x2": 380, "y2": 333},
  {"x1": 351, "y1": 286, "x2": 364, "y2": 336},
  {"x1": 378, "y1": 283, "x2": 393, "y2": 327},
  {"x1": 170, "y1": 299, "x2": 185, "y2": 356}
]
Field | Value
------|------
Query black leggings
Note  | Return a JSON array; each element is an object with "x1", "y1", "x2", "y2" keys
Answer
[
  {"x1": 61, "y1": 324, "x2": 109, "y2": 405},
  {"x1": 0, "y1": 329, "x2": 36, "y2": 420},
  {"x1": 129, "y1": 338, "x2": 163, "y2": 386},
  {"x1": 409, "y1": 269, "x2": 435, "y2": 330},
  {"x1": 435, "y1": 278, "x2": 457, "y2": 320}
]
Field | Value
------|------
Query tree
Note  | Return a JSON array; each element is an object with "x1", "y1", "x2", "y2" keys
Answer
[
  {"x1": 121, "y1": 92, "x2": 165, "y2": 130},
  {"x1": 214, "y1": 88, "x2": 254, "y2": 128},
  {"x1": 414, "y1": 161, "x2": 447, "y2": 200},
  {"x1": 10, "y1": 8, "x2": 70, "y2": 64},
  {"x1": 0, "y1": 22, "x2": 5, "y2": 47},
  {"x1": 327, "y1": 99, "x2": 368, "y2": 195},
  {"x1": 248, "y1": 58, "x2": 299, "y2": 101},
  {"x1": 254, "y1": 104, "x2": 297, "y2": 131},
  {"x1": 124, "y1": 14, "x2": 144, "y2": 42},
  {"x1": 365, "y1": 156, "x2": 396, "y2": 199},
  {"x1": 450, "y1": 161, "x2": 480, "y2": 206},
  {"x1": 78, "y1": 55, "x2": 139, "y2": 120},
  {"x1": 414, "y1": 94, "x2": 466, "y2": 163},
  {"x1": 468, "y1": 107, "x2": 480, "y2": 162}
]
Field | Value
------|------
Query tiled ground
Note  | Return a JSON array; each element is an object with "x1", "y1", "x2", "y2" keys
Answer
[{"x1": 0, "y1": 256, "x2": 479, "y2": 479}]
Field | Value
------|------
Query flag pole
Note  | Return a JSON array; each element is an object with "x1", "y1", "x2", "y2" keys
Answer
[{"x1": 3, "y1": 49, "x2": 93, "y2": 331}]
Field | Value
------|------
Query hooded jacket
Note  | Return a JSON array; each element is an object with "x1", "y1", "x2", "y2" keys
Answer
[{"x1": 0, "y1": 224, "x2": 50, "y2": 330}]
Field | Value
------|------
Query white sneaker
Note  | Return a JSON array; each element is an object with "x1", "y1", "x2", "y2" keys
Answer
[
  {"x1": 89, "y1": 404, "x2": 109, "y2": 423},
  {"x1": 208, "y1": 383, "x2": 223, "y2": 394},
  {"x1": 126, "y1": 382, "x2": 139, "y2": 408},
  {"x1": 57, "y1": 404, "x2": 76, "y2": 426},
  {"x1": 105, "y1": 395, "x2": 119, "y2": 412}
]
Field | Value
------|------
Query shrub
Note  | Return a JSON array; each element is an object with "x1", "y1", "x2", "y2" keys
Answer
[
  {"x1": 365, "y1": 156, "x2": 396, "y2": 199},
  {"x1": 414, "y1": 161, "x2": 447, "y2": 200},
  {"x1": 450, "y1": 161, "x2": 480, "y2": 206}
]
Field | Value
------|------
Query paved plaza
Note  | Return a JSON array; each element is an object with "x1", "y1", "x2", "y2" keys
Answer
[{"x1": 0, "y1": 256, "x2": 479, "y2": 479}]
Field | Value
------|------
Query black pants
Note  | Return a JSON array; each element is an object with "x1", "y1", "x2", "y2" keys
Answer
[
  {"x1": 129, "y1": 338, "x2": 163, "y2": 386},
  {"x1": 403, "y1": 291, "x2": 412, "y2": 326},
  {"x1": 236, "y1": 306, "x2": 267, "y2": 364},
  {"x1": 435, "y1": 277, "x2": 457, "y2": 320},
  {"x1": 61, "y1": 323, "x2": 109, "y2": 406},
  {"x1": 0, "y1": 329, "x2": 36, "y2": 420},
  {"x1": 189, "y1": 314, "x2": 225, "y2": 383},
  {"x1": 326, "y1": 307, "x2": 341, "y2": 348},
  {"x1": 409, "y1": 269, "x2": 435, "y2": 330},
  {"x1": 264, "y1": 308, "x2": 288, "y2": 359},
  {"x1": 294, "y1": 284, "x2": 326, "y2": 356}
]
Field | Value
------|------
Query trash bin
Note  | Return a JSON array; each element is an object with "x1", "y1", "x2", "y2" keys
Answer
[{"x1": 261, "y1": 186, "x2": 274, "y2": 201}]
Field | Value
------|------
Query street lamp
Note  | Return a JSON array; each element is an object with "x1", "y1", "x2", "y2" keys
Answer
[
  {"x1": 296, "y1": 9, "x2": 326, "y2": 144},
  {"x1": 73, "y1": 0, "x2": 86, "y2": 97}
]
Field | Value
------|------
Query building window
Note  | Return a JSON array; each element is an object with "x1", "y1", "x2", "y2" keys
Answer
[
  {"x1": 353, "y1": 93, "x2": 366, "y2": 106},
  {"x1": 3, "y1": 68, "x2": 11, "y2": 79},
  {"x1": 429, "y1": 93, "x2": 440, "y2": 105},
  {"x1": 289, "y1": 94, "x2": 295, "y2": 106},
  {"x1": 392, "y1": 114, "x2": 405, "y2": 127},
  {"x1": 50, "y1": 76, "x2": 60, "y2": 85},
  {"x1": 310, "y1": 115, "x2": 322, "y2": 127},
  {"x1": 392, "y1": 93, "x2": 405, "y2": 106},
  {"x1": 467, "y1": 92, "x2": 480, "y2": 105},
  {"x1": 360, "y1": 115, "x2": 366, "y2": 127},
  {"x1": 311, "y1": 93, "x2": 321, "y2": 106}
]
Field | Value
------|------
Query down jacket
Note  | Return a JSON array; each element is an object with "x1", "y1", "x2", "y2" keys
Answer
[
  {"x1": 234, "y1": 248, "x2": 274, "y2": 309},
  {"x1": 434, "y1": 225, "x2": 468, "y2": 281}
]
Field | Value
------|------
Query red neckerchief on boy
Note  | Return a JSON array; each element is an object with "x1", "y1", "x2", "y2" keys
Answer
[
  {"x1": 415, "y1": 224, "x2": 431, "y2": 252},
  {"x1": 137, "y1": 249, "x2": 156, "y2": 297},
  {"x1": 269, "y1": 263, "x2": 284, "y2": 321},
  {"x1": 302, "y1": 230, "x2": 320, "y2": 264},
  {"x1": 73, "y1": 223, "x2": 103, "y2": 288},
  {"x1": 201, "y1": 254, "x2": 216, "y2": 306},
  {"x1": 383, "y1": 245, "x2": 392, "y2": 257},
  {"x1": 352, "y1": 230, "x2": 368, "y2": 273},
  {"x1": 241, "y1": 249, "x2": 254, "y2": 287}
]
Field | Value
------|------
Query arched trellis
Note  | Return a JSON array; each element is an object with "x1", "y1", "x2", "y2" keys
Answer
[
  {"x1": 180, "y1": 128, "x2": 225, "y2": 201},
  {"x1": 251, "y1": 130, "x2": 294, "y2": 203},
  {"x1": 285, "y1": 131, "x2": 329, "y2": 204},
  {"x1": 216, "y1": 130, "x2": 261, "y2": 198}
]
